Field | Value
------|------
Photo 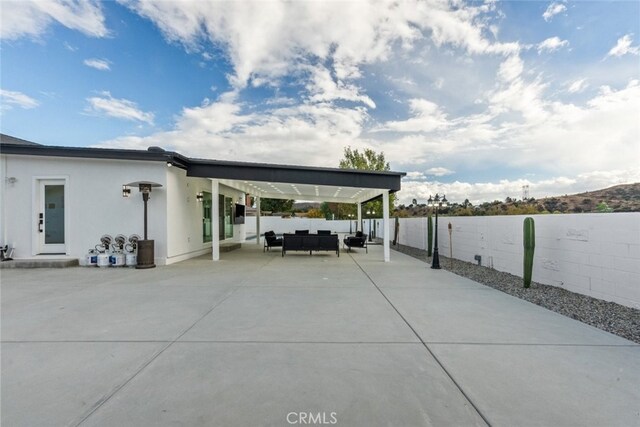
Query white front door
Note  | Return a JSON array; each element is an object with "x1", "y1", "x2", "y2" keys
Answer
[{"x1": 38, "y1": 180, "x2": 67, "y2": 254}]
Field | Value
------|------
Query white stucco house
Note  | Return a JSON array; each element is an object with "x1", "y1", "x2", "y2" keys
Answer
[{"x1": 0, "y1": 134, "x2": 405, "y2": 265}]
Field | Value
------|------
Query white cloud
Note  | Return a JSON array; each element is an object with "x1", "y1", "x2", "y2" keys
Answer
[
  {"x1": 376, "y1": 98, "x2": 451, "y2": 133},
  {"x1": 118, "y1": 0, "x2": 520, "y2": 102},
  {"x1": 426, "y1": 167, "x2": 454, "y2": 177},
  {"x1": 0, "y1": 0, "x2": 108, "y2": 40},
  {"x1": 542, "y1": 3, "x2": 566, "y2": 22},
  {"x1": 405, "y1": 171, "x2": 427, "y2": 181},
  {"x1": 306, "y1": 65, "x2": 375, "y2": 108},
  {"x1": 83, "y1": 58, "x2": 111, "y2": 71},
  {"x1": 0, "y1": 89, "x2": 40, "y2": 109},
  {"x1": 567, "y1": 78, "x2": 588, "y2": 93},
  {"x1": 96, "y1": 91, "x2": 368, "y2": 166},
  {"x1": 497, "y1": 55, "x2": 523, "y2": 82},
  {"x1": 85, "y1": 92, "x2": 154, "y2": 124},
  {"x1": 607, "y1": 34, "x2": 640, "y2": 57},
  {"x1": 537, "y1": 37, "x2": 569, "y2": 54}
]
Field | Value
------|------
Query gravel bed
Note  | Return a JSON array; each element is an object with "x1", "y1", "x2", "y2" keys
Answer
[{"x1": 390, "y1": 242, "x2": 640, "y2": 344}]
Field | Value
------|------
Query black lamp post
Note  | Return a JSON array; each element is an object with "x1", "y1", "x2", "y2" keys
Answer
[
  {"x1": 125, "y1": 181, "x2": 162, "y2": 269},
  {"x1": 366, "y1": 210, "x2": 375, "y2": 242},
  {"x1": 427, "y1": 193, "x2": 448, "y2": 269}
]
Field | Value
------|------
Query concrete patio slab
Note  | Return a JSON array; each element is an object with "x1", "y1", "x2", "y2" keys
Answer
[
  {"x1": 82, "y1": 343, "x2": 485, "y2": 427},
  {"x1": 1, "y1": 243, "x2": 638, "y2": 426},
  {"x1": 382, "y1": 287, "x2": 630, "y2": 345},
  {"x1": 1, "y1": 342, "x2": 165, "y2": 427},
  {"x1": 2, "y1": 284, "x2": 237, "y2": 341},
  {"x1": 429, "y1": 343, "x2": 640, "y2": 426},
  {"x1": 180, "y1": 287, "x2": 419, "y2": 342}
]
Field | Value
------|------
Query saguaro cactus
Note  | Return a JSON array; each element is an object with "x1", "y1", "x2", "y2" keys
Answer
[
  {"x1": 523, "y1": 217, "x2": 535, "y2": 288},
  {"x1": 427, "y1": 214, "x2": 433, "y2": 257}
]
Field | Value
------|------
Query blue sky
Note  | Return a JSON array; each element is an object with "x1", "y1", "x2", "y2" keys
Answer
[{"x1": 1, "y1": 0, "x2": 639, "y2": 204}]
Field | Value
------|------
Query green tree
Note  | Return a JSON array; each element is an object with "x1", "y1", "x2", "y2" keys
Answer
[
  {"x1": 260, "y1": 198, "x2": 294, "y2": 214},
  {"x1": 305, "y1": 208, "x2": 324, "y2": 218},
  {"x1": 596, "y1": 202, "x2": 613, "y2": 213},
  {"x1": 339, "y1": 146, "x2": 396, "y2": 215}
]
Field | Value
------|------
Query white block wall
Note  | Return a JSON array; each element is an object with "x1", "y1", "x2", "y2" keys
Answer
[
  {"x1": 246, "y1": 217, "x2": 357, "y2": 236},
  {"x1": 392, "y1": 214, "x2": 640, "y2": 309}
]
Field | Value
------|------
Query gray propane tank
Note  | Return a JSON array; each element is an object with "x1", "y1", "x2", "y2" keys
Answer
[{"x1": 85, "y1": 249, "x2": 98, "y2": 267}]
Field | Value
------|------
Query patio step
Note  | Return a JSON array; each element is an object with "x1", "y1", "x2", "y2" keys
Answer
[
  {"x1": 0, "y1": 258, "x2": 80, "y2": 269},
  {"x1": 220, "y1": 242, "x2": 241, "y2": 253}
]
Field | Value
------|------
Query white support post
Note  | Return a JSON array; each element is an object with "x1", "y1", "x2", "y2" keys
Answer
[
  {"x1": 382, "y1": 190, "x2": 390, "y2": 262},
  {"x1": 357, "y1": 203, "x2": 362, "y2": 232},
  {"x1": 255, "y1": 195, "x2": 261, "y2": 246},
  {"x1": 211, "y1": 179, "x2": 220, "y2": 261}
]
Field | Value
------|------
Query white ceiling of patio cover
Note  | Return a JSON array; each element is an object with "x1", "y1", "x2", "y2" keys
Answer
[{"x1": 218, "y1": 179, "x2": 385, "y2": 203}]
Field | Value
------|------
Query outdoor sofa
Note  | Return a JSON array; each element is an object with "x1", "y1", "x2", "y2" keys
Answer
[{"x1": 282, "y1": 232, "x2": 339, "y2": 257}]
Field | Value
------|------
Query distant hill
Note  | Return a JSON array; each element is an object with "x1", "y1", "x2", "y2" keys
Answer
[
  {"x1": 539, "y1": 183, "x2": 640, "y2": 213},
  {"x1": 293, "y1": 202, "x2": 320, "y2": 210},
  {"x1": 395, "y1": 183, "x2": 640, "y2": 216}
]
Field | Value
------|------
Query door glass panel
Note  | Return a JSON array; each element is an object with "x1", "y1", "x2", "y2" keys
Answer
[
  {"x1": 202, "y1": 192, "x2": 212, "y2": 243},
  {"x1": 219, "y1": 194, "x2": 225, "y2": 240},
  {"x1": 44, "y1": 185, "x2": 65, "y2": 244},
  {"x1": 224, "y1": 197, "x2": 234, "y2": 239}
]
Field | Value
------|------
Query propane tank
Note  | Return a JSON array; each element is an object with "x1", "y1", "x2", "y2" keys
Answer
[
  {"x1": 125, "y1": 251, "x2": 137, "y2": 267},
  {"x1": 110, "y1": 249, "x2": 126, "y2": 267},
  {"x1": 97, "y1": 251, "x2": 111, "y2": 268},
  {"x1": 85, "y1": 249, "x2": 98, "y2": 267}
]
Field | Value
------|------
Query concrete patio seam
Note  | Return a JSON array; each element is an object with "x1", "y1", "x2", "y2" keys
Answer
[
  {"x1": 349, "y1": 252, "x2": 493, "y2": 427},
  {"x1": 3, "y1": 340, "x2": 637, "y2": 346},
  {"x1": 73, "y1": 287, "x2": 241, "y2": 427}
]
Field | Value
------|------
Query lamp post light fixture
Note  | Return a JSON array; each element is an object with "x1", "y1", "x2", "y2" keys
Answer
[
  {"x1": 366, "y1": 210, "x2": 375, "y2": 242},
  {"x1": 427, "y1": 193, "x2": 448, "y2": 269}
]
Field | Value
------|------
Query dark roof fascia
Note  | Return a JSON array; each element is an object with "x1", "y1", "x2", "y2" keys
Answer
[
  {"x1": 0, "y1": 142, "x2": 405, "y2": 192},
  {"x1": 187, "y1": 159, "x2": 405, "y2": 192},
  {"x1": 0, "y1": 143, "x2": 189, "y2": 169}
]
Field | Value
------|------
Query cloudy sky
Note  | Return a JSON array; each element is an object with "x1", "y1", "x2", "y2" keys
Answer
[{"x1": 1, "y1": 0, "x2": 638, "y2": 204}]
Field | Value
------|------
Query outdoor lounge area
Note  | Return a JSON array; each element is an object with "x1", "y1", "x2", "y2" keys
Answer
[{"x1": 2, "y1": 244, "x2": 638, "y2": 426}]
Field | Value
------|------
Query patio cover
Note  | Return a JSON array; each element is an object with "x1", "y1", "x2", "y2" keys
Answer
[{"x1": 186, "y1": 157, "x2": 406, "y2": 262}]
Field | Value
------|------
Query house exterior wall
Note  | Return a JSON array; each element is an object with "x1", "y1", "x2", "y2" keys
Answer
[
  {"x1": 165, "y1": 167, "x2": 213, "y2": 264},
  {"x1": 0, "y1": 154, "x2": 168, "y2": 263},
  {"x1": 164, "y1": 170, "x2": 246, "y2": 265},
  {"x1": 1, "y1": 155, "x2": 250, "y2": 266}
]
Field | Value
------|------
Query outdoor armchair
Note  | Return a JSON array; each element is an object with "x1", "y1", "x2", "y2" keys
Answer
[
  {"x1": 264, "y1": 230, "x2": 283, "y2": 252},
  {"x1": 343, "y1": 232, "x2": 368, "y2": 253}
]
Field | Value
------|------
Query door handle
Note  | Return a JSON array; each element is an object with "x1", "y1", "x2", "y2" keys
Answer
[{"x1": 38, "y1": 213, "x2": 43, "y2": 232}]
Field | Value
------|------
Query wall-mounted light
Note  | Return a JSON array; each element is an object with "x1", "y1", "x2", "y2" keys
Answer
[
  {"x1": 6, "y1": 177, "x2": 17, "y2": 184},
  {"x1": 196, "y1": 192, "x2": 204, "y2": 202},
  {"x1": 122, "y1": 185, "x2": 131, "y2": 198}
]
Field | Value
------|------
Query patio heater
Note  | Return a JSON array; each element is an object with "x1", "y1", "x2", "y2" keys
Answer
[
  {"x1": 348, "y1": 214, "x2": 354, "y2": 233},
  {"x1": 427, "y1": 194, "x2": 448, "y2": 269},
  {"x1": 125, "y1": 181, "x2": 162, "y2": 269}
]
